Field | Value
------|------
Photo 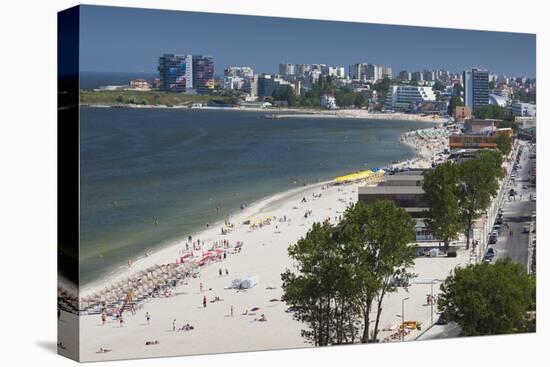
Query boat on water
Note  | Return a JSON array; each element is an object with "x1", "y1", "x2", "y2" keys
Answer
[{"x1": 264, "y1": 114, "x2": 285, "y2": 119}]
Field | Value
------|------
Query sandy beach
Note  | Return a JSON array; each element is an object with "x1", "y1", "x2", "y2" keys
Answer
[
  {"x1": 83, "y1": 103, "x2": 448, "y2": 123},
  {"x1": 59, "y1": 123, "x2": 460, "y2": 361}
]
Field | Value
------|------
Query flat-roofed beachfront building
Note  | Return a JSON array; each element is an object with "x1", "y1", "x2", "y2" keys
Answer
[
  {"x1": 358, "y1": 173, "x2": 427, "y2": 217},
  {"x1": 454, "y1": 106, "x2": 472, "y2": 122},
  {"x1": 512, "y1": 102, "x2": 536, "y2": 117},
  {"x1": 449, "y1": 128, "x2": 513, "y2": 149},
  {"x1": 358, "y1": 172, "x2": 436, "y2": 242},
  {"x1": 385, "y1": 85, "x2": 436, "y2": 111},
  {"x1": 463, "y1": 67, "x2": 489, "y2": 111}
]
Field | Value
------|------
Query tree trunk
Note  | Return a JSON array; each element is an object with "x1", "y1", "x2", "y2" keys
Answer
[
  {"x1": 373, "y1": 288, "x2": 387, "y2": 343},
  {"x1": 465, "y1": 222, "x2": 472, "y2": 250},
  {"x1": 361, "y1": 296, "x2": 373, "y2": 343}
]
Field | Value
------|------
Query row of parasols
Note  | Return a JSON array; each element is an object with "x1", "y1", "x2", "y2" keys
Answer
[{"x1": 58, "y1": 261, "x2": 197, "y2": 315}]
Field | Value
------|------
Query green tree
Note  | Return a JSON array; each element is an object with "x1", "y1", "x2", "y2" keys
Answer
[
  {"x1": 496, "y1": 133, "x2": 512, "y2": 156},
  {"x1": 354, "y1": 93, "x2": 366, "y2": 108},
  {"x1": 338, "y1": 200, "x2": 416, "y2": 343},
  {"x1": 458, "y1": 150, "x2": 503, "y2": 249},
  {"x1": 452, "y1": 83, "x2": 463, "y2": 97},
  {"x1": 498, "y1": 119, "x2": 520, "y2": 133},
  {"x1": 448, "y1": 95, "x2": 464, "y2": 116},
  {"x1": 474, "y1": 104, "x2": 508, "y2": 120},
  {"x1": 422, "y1": 161, "x2": 463, "y2": 250},
  {"x1": 272, "y1": 85, "x2": 297, "y2": 106},
  {"x1": 373, "y1": 77, "x2": 392, "y2": 102},
  {"x1": 433, "y1": 80, "x2": 445, "y2": 92},
  {"x1": 438, "y1": 259, "x2": 534, "y2": 336},
  {"x1": 281, "y1": 222, "x2": 361, "y2": 346}
]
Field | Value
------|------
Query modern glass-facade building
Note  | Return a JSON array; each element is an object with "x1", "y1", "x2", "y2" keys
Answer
[
  {"x1": 158, "y1": 54, "x2": 193, "y2": 92},
  {"x1": 158, "y1": 54, "x2": 213, "y2": 94},
  {"x1": 463, "y1": 68, "x2": 489, "y2": 111},
  {"x1": 192, "y1": 55, "x2": 215, "y2": 94}
]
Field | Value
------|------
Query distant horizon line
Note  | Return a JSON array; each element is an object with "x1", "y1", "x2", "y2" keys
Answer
[{"x1": 79, "y1": 69, "x2": 536, "y2": 79}]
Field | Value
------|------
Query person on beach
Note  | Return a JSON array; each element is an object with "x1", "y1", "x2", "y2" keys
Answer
[
  {"x1": 145, "y1": 312, "x2": 150, "y2": 325},
  {"x1": 172, "y1": 319, "x2": 176, "y2": 332},
  {"x1": 119, "y1": 315, "x2": 124, "y2": 327},
  {"x1": 225, "y1": 268, "x2": 229, "y2": 276},
  {"x1": 223, "y1": 251, "x2": 227, "y2": 260},
  {"x1": 203, "y1": 296, "x2": 207, "y2": 308},
  {"x1": 230, "y1": 305, "x2": 234, "y2": 317},
  {"x1": 200, "y1": 282, "x2": 203, "y2": 293},
  {"x1": 219, "y1": 268, "x2": 222, "y2": 277},
  {"x1": 101, "y1": 312, "x2": 106, "y2": 326}
]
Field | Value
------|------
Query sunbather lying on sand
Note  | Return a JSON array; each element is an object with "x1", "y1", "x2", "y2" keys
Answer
[
  {"x1": 178, "y1": 323, "x2": 195, "y2": 331},
  {"x1": 254, "y1": 314, "x2": 267, "y2": 322},
  {"x1": 96, "y1": 347, "x2": 112, "y2": 353},
  {"x1": 145, "y1": 340, "x2": 160, "y2": 345}
]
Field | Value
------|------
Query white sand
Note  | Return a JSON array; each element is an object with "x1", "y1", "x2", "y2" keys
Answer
[
  {"x1": 86, "y1": 103, "x2": 449, "y2": 123},
  {"x1": 60, "y1": 124, "x2": 462, "y2": 361}
]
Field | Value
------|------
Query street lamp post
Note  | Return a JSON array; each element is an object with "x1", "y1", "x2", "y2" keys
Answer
[
  {"x1": 401, "y1": 297, "x2": 410, "y2": 341},
  {"x1": 430, "y1": 282, "x2": 434, "y2": 325}
]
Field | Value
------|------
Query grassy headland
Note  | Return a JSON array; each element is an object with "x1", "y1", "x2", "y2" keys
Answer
[{"x1": 80, "y1": 90, "x2": 224, "y2": 107}]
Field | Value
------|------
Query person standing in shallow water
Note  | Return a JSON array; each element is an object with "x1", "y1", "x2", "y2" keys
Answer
[{"x1": 203, "y1": 295, "x2": 207, "y2": 308}]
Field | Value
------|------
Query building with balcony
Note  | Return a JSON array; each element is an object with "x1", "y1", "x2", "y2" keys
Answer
[{"x1": 385, "y1": 85, "x2": 436, "y2": 111}]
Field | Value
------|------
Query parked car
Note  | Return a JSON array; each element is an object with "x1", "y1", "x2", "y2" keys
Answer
[
  {"x1": 435, "y1": 315, "x2": 448, "y2": 325},
  {"x1": 485, "y1": 247, "x2": 496, "y2": 258},
  {"x1": 489, "y1": 236, "x2": 497, "y2": 245}
]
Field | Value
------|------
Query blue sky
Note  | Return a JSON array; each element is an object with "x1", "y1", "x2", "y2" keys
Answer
[{"x1": 79, "y1": 5, "x2": 536, "y2": 77}]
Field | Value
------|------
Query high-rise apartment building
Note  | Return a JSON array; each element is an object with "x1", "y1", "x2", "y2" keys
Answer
[
  {"x1": 398, "y1": 70, "x2": 411, "y2": 82},
  {"x1": 279, "y1": 63, "x2": 295, "y2": 76},
  {"x1": 158, "y1": 54, "x2": 214, "y2": 94},
  {"x1": 192, "y1": 55, "x2": 214, "y2": 94},
  {"x1": 158, "y1": 54, "x2": 193, "y2": 92},
  {"x1": 463, "y1": 68, "x2": 489, "y2": 111}
]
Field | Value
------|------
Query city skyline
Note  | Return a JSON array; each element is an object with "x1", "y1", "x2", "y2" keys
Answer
[{"x1": 80, "y1": 5, "x2": 536, "y2": 78}]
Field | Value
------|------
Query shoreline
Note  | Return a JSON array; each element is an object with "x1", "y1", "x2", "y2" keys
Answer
[
  {"x1": 79, "y1": 179, "x2": 332, "y2": 296},
  {"x1": 80, "y1": 103, "x2": 447, "y2": 123},
  {"x1": 60, "y1": 122, "x2": 455, "y2": 360},
  {"x1": 70, "y1": 122, "x2": 446, "y2": 297}
]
